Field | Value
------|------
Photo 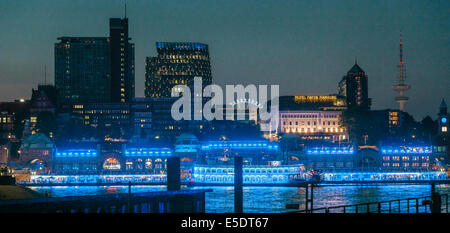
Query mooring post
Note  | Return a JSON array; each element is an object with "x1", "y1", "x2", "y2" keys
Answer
[
  {"x1": 430, "y1": 182, "x2": 441, "y2": 213},
  {"x1": 167, "y1": 156, "x2": 181, "y2": 191},
  {"x1": 127, "y1": 181, "x2": 131, "y2": 213},
  {"x1": 310, "y1": 182, "x2": 314, "y2": 211},
  {"x1": 234, "y1": 156, "x2": 243, "y2": 213},
  {"x1": 305, "y1": 183, "x2": 309, "y2": 213}
]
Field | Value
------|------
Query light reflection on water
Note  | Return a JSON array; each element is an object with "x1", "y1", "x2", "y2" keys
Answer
[{"x1": 28, "y1": 184, "x2": 449, "y2": 213}]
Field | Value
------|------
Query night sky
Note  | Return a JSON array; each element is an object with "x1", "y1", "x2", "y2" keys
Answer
[{"x1": 0, "y1": 0, "x2": 448, "y2": 120}]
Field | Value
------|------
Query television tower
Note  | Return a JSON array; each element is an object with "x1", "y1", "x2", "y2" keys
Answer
[{"x1": 392, "y1": 31, "x2": 411, "y2": 112}]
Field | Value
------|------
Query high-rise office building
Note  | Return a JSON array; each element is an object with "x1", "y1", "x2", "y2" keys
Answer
[
  {"x1": 55, "y1": 17, "x2": 135, "y2": 112},
  {"x1": 338, "y1": 62, "x2": 371, "y2": 110},
  {"x1": 145, "y1": 42, "x2": 212, "y2": 98},
  {"x1": 55, "y1": 37, "x2": 111, "y2": 112},
  {"x1": 109, "y1": 18, "x2": 135, "y2": 103}
]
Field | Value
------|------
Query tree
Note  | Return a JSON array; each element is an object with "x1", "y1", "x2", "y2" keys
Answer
[
  {"x1": 420, "y1": 116, "x2": 438, "y2": 141},
  {"x1": 339, "y1": 109, "x2": 376, "y2": 145}
]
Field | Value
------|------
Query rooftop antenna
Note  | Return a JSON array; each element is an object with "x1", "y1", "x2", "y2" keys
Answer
[
  {"x1": 392, "y1": 30, "x2": 411, "y2": 112},
  {"x1": 44, "y1": 65, "x2": 47, "y2": 84},
  {"x1": 124, "y1": 3, "x2": 127, "y2": 18}
]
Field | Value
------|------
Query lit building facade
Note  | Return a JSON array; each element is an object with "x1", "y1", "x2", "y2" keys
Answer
[
  {"x1": 280, "y1": 95, "x2": 346, "y2": 111},
  {"x1": 109, "y1": 18, "x2": 135, "y2": 103},
  {"x1": 55, "y1": 37, "x2": 111, "y2": 112},
  {"x1": 149, "y1": 97, "x2": 211, "y2": 142},
  {"x1": 145, "y1": 42, "x2": 212, "y2": 98},
  {"x1": 131, "y1": 98, "x2": 152, "y2": 138},
  {"x1": 18, "y1": 133, "x2": 55, "y2": 173},
  {"x1": 55, "y1": 17, "x2": 135, "y2": 112},
  {"x1": 192, "y1": 165, "x2": 304, "y2": 185},
  {"x1": 200, "y1": 140, "x2": 280, "y2": 165},
  {"x1": 123, "y1": 146, "x2": 172, "y2": 173},
  {"x1": 380, "y1": 146, "x2": 434, "y2": 170},
  {"x1": 0, "y1": 99, "x2": 31, "y2": 140},
  {"x1": 280, "y1": 111, "x2": 345, "y2": 135},
  {"x1": 304, "y1": 146, "x2": 355, "y2": 170},
  {"x1": 53, "y1": 147, "x2": 100, "y2": 174},
  {"x1": 72, "y1": 103, "x2": 131, "y2": 139},
  {"x1": 277, "y1": 95, "x2": 347, "y2": 142},
  {"x1": 52, "y1": 144, "x2": 172, "y2": 175},
  {"x1": 0, "y1": 111, "x2": 14, "y2": 140},
  {"x1": 339, "y1": 62, "x2": 371, "y2": 110}
]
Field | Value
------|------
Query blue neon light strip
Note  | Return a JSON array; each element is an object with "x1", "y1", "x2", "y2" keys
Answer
[
  {"x1": 125, "y1": 148, "x2": 173, "y2": 156},
  {"x1": 381, "y1": 146, "x2": 432, "y2": 154},
  {"x1": 55, "y1": 149, "x2": 97, "y2": 158},
  {"x1": 201, "y1": 141, "x2": 279, "y2": 151},
  {"x1": 306, "y1": 147, "x2": 354, "y2": 155}
]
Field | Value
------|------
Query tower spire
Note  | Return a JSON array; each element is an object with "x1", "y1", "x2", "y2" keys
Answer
[
  {"x1": 124, "y1": 3, "x2": 127, "y2": 18},
  {"x1": 399, "y1": 30, "x2": 403, "y2": 63},
  {"x1": 392, "y1": 30, "x2": 411, "y2": 112}
]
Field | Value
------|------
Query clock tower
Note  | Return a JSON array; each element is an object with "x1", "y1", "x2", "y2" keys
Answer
[
  {"x1": 436, "y1": 98, "x2": 449, "y2": 168},
  {"x1": 438, "y1": 98, "x2": 449, "y2": 141}
]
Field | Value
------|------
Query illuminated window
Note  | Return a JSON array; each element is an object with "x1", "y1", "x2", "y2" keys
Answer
[
  {"x1": 103, "y1": 158, "x2": 121, "y2": 170},
  {"x1": 126, "y1": 160, "x2": 133, "y2": 170},
  {"x1": 442, "y1": 126, "x2": 448, "y2": 132},
  {"x1": 30, "y1": 117, "x2": 37, "y2": 123}
]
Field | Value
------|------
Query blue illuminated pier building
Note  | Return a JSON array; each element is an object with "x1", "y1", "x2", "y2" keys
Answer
[{"x1": 18, "y1": 133, "x2": 448, "y2": 185}]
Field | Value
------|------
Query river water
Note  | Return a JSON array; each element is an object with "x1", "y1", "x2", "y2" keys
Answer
[{"x1": 28, "y1": 184, "x2": 450, "y2": 213}]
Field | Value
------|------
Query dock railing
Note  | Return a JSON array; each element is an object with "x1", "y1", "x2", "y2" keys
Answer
[{"x1": 295, "y1": 193, "x2": 449, "y2": 213}]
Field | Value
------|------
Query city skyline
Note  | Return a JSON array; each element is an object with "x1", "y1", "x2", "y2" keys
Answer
[{"x1": 0, "y1": 0, "x2": 449, "y2": 120}]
